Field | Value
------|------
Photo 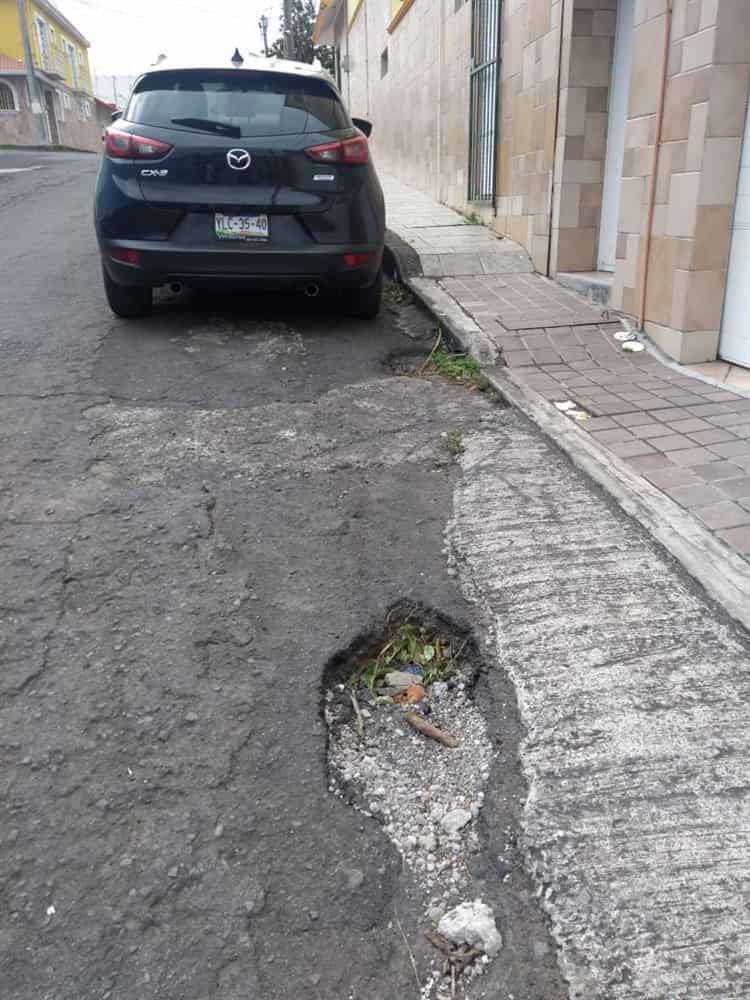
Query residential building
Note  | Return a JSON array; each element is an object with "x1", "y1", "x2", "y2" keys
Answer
[
  {"x1": 0, "y1": 0, "x2": 99, "y2": 150},
  {"x1": 316, "y1": 0, "x2": 750, "y2": 367}
]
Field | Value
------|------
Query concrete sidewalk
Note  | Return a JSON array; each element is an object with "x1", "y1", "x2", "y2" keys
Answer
[{"x1": 383, "y1": 173, "x2": 750, "y2": 628}]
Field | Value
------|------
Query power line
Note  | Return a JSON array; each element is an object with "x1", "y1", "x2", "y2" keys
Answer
[{"x1": 61, "y1": 0, "x2": 271, "y2": 22}]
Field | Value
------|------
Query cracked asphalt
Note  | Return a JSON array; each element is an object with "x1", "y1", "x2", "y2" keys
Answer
[
  {"x1": 0, "y1": 152, "x2": 565, "y2": 1000},
  {"x1": 5, "y1": 151, "x2": 750, "y2": 1000}
]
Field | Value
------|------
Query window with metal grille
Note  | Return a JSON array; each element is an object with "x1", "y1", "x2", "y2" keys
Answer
[
  {"x1": 0, "y1": 82, "x2": 17, "y2": 111},
  {"x1": 468, "y1": 0, "x2": 501, "y2": 202}
]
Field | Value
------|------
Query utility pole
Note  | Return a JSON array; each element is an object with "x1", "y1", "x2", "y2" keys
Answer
[
  {"x1": 258, "y1": 14, "x2": 269, "y2": 58},
  {"x1": 16, "y1": 0, "x2": 47, "y2": 144},
  {"x1": 283, "y1": 0, "x2": 294, "y2": 60}
]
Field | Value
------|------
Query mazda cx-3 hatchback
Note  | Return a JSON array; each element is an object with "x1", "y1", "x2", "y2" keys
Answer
[{"x1": 95, "y1": 59, "x2": 385, "y2": 319}]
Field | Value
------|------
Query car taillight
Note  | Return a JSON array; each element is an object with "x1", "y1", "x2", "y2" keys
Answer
[
  {"x1": 304, "y1": 135, "x2": 369, "y2": 165},
  {"x1": 343, "y1": 252, "x2": 372, "y2": 269},
  {"x1": 104, "y1": 129, "x2": 172, "y2": 160},
  {"x1": 110, "y1": 248, "x2": 141, "y2": 265}
]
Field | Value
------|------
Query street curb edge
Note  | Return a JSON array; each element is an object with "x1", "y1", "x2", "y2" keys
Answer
[{"x1": 398, "y1": 262, "x2": 750, "y2": 633}]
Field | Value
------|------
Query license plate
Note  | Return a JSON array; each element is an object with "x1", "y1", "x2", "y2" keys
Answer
[{"x1": 215, "y1": 213, "x2": 269, "y2": 241}]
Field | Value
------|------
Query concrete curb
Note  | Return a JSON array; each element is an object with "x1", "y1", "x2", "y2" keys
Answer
[
  {"x1": 407, "y1": 277, "x2": 499, "y2": 366},
  {"x1": 390, "y1": 233, "x2": 750, "y2": 631},
  {"x1": 385, "y1": 234, "x2": 498, "y2": 364}
]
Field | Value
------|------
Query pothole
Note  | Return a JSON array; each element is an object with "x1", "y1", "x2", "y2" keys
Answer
[
  {"x1": 323, "y1": 604, "x2": 500, "y2": 999},
  {"x1": 384, "y1": 348, "x2": 432, "y2": 374}
]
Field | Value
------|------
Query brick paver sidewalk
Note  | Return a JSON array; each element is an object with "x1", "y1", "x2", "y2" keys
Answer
[{"x1": 384, "y1": 173, "x2": 750, "y2": 564}]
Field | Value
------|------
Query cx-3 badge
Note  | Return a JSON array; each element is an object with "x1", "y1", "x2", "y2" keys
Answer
[{"x1": 227, "y1": 149, "x2": 251, "y2": 170}]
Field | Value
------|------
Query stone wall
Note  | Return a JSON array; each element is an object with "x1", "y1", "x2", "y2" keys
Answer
[
  {"x1": 0, "y1": 78, "x2": 100, "y2": 151},
  {"x1": 612, "y1": 0, "x2": 750, "y2": 362},
  {"x1": 58, "y1": 109, "x2": 100, "y2": 152},
  {"x1": 0, "y1": 77, "x2": 37, "y2": 145}
]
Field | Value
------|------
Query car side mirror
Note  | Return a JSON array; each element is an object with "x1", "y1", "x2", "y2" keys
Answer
[
  {"x1": 352, "y1": 116, "x2": 372, "y2": 138},
  {"x1": 111, "y1": 110, "x2": 123, "y2": 122}
]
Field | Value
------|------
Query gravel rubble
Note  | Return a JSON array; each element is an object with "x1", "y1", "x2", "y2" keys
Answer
[{"x1": 325, "y1": 670, "x2": 496, "y2": 998}]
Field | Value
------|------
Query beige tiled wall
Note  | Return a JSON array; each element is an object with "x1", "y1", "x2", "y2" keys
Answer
[
  {"x1": 344, "y1": 0, "x2": 475, "y2": 216},
  {"x1": 494, "y1": 0, "x2": 616, "y2": 275},
  {"x1": 550, "y1": 0, "x2": 617, "y2": 273},
  {"x1": 613, "y1": 0, "x2": 750, "y2": 362},
  {"x1": 340, "y1": 0, "x2": 750, "y2": 365},
  {"x1": 494, "y1": 0, "x2": 562, "y2": 272}
]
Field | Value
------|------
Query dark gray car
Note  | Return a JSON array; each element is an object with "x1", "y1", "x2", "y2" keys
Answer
[{"x1": 94, "y1": 59, "x2": 385, "y2": 319}]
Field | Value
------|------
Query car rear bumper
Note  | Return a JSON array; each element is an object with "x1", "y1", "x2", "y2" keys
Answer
[{"x1": 99, "y1": 239, "x2": 383, "y2": 290}]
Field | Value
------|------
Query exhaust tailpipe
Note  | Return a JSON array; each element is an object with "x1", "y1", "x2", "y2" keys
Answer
[{"x1": 304, "y1": 283, "x2": 320, "y2": 298}]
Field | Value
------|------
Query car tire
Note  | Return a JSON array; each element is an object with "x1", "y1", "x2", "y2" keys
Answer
[
  {"x1": 103, "y1": 267, "x2": 153, "y2": 319},
  {"x1": 339, "y1": 267, "x2": 382, "y2": 320}
]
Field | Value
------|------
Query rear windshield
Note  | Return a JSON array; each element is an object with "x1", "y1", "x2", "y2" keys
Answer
[{"x1": 127, "y1": 70, "x2": 349, "y2": 137}]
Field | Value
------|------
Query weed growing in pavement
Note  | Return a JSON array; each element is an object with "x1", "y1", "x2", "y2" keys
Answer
[
  {"x1": 429, "y1": 351, "x2": 483, "y2": 384},
  {"x1": 442, "y1": 429, "x2": 465, "y2": 458},
  {"x1": 422, "y1": 338, "x2": 492, "y2": 393},
  {"x1": 383, "y1": 278, "x2": 412, "y2": 306},
  {"x1": 348, "y1": 618, "x2": 462, "y2": 696}
]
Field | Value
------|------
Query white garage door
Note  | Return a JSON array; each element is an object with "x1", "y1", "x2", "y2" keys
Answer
[{"x1": 719, "y1": 92, "x2": 750, "y2": 367}]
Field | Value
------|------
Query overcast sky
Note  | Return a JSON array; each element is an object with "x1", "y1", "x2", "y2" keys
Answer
[{"x1": 55, "y1": 0, "x2": 286, "y2": 77}]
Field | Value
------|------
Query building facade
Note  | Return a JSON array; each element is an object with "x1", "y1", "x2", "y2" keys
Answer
[
  {"x1": 317, "y1": 0, "x2": 750, "y2": 367},
  {"x1": 0, "y1": 0, "x2": 99, "y2": 151}
]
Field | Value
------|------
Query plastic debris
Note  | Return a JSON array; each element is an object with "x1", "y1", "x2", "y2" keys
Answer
[
  {"x1": 403, "y1": 663, "x2": 424, "y2": 675},
  {"x1": 395, "y1": 683, "x2": 426, "y2": 704},
  {"x1": 621, "y1": 340, "x2": 645, "y2": 352},
  {"x1": 554, "y1": 400, "x2": 577, "y2": 411},
  {"x1": 569, "y1": 410, "x2": 590, "y2": 420},
  {"x1": 614, "y1": 329, "x2": 636, "y2": 342},
  {"x1": 385, "y1": 670, "x2": 422, "y2": 689}
]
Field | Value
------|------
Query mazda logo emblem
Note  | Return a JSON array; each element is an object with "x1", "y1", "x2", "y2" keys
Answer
[{"x1": 227, "y1": 148, "x2": 251, "y2": 170}]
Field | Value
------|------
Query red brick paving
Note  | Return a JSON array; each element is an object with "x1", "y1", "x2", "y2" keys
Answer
[{"x1": 448, "y1": 273, "x2": 750, "y2": 565}]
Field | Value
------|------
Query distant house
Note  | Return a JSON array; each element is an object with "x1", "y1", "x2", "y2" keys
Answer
[
  {"x1": 94, "y1": 96, "x2": 116, "y2": 136},
  {"x1": 94, "y1": 73, "x2": 137, "y2": 110},
  {"x1": 316, "y1": 0, "x2": 750, "y2": 367},
  {"x1": 0, "y1": 0, "x2": 99, "y2": 150}
]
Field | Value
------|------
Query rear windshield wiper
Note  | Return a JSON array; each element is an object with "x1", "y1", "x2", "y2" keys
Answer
[{"x1": 170, "y1": 117, "x2": 241, "y2": 138}]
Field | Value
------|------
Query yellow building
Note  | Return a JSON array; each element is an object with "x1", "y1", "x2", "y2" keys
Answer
[{"x1": 0, "y1": 0, "x2": 99, "y2": 150}]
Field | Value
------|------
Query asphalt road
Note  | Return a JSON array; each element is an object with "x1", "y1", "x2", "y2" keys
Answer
[
  {"x1": 0, "y1": 151, "x2": 565, "y2": 1000},
  {"x1": 3, "y1": 151, "x2": 750, "y2": 1000}
]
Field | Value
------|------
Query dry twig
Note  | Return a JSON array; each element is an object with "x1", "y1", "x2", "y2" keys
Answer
[
  {"x1": 425, "y1": 931, "x2": 454, "y2": 955},
  {"x1": 394, "y1": 908, "x2": 421, "y2": 991},
  {"x1": 405, "y1": 712, "x2": 458, "y2": 748},
  {"x1": 419, "y1": 330, "x2": 443, "y2": 374}
]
